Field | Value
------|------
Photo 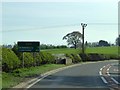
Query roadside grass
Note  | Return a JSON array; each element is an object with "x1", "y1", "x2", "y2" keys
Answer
[
  {"x1": 2, "y1": 64, "x2": 66, "y2": 88},
  {"x1": 2, "y1": 72, "x2": 22, "y2": 89}
]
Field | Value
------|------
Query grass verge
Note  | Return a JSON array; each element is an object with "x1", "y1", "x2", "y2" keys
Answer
[{"x1": 2, "y1": 64, "x2": 66, "y2": 88}]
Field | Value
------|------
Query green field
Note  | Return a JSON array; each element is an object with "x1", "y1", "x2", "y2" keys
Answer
[
  {"x1": 86, "y1": 46, "x2": 118, "y2": 55},
  {"x1": 41, "y1": 48, "x2": 81, "y2": 54},
  {"x1": 41, "y1": 46, "x2": 118, "y2": 55}
]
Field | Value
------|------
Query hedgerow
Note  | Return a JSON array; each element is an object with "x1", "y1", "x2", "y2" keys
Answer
[
  {"x1": 65, "y1": 53, "x2": 81, "y2": 63},
  {"x1": 40, "y1": 52, "x2": 55, "y2": 64},
  {"x1": 2, "y1": 48, "x2": 20, "y2": 72},
  {"x1": 2, "y1": 47, "x2": 55, "y2": 72}
]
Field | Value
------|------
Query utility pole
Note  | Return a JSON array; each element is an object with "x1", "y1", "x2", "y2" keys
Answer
[{"x1": 81, "y1": 23, "x2": 87, "y2": 54}]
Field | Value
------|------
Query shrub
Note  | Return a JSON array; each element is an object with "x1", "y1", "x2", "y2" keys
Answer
[
  {"x1": 71, "y1": 54, "x2": 81, "y2": 63},
  {"x1": 23, "y1": 52, "x2": 34, "y2": 67},
  {"x1": 34, "y1": 53, "x2": 42, "y2": 66},
  {"x1": 65, "y1": 54, "x2": 74, "y2": 60},
  {"x1": 2, "y1": 48, "x2": 20, "y2": 72},
  {"x1": 79, "y1": 54, "x2": 89, "y2": 62},
  {"x1": 87, "y1": 53, "x2": 103, "y2": 61},
  {"x1": 79, "y1": 53, "x2": 119, "y2": 61},
  {"x1": 103, "y1": 54, "x2": 110, "y2": 60},
  {"x1": 109, "y1": 54, "x2": 118, "y2": 59},
  {"x1": 40, "y1": 52, "x2": 55, "y2": 64},
  {"x1": 66, "y1": 53, "x2": 81, "y2": 63}
]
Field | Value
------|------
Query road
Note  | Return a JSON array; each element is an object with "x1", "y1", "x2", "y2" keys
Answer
[{"x1": 27, "y1": 60, "x2": 119, "y2": 90}]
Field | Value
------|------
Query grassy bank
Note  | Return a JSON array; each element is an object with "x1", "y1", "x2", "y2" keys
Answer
[{"x1": 2, "y1": 64, "x2": 66, "y2": 88}]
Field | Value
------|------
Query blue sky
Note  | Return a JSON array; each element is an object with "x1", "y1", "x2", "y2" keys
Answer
[{"x1": 1, "y1": 1, "x2": 119, "y2": 45}]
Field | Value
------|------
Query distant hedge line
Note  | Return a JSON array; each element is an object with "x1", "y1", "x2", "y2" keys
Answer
[
  {"x1": 66, "y1": 53, "x2": 119, "y2": 62},
  {"x1": 2, "y1": 48, "x2": 55, "y2": 72},
  {"x1": 79, "y1": 53, "x2": 119, "y2": 62}
]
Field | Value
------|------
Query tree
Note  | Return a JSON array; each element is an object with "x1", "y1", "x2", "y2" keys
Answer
[
  {"x1": 12, "y1": 43, "x2": 18, "y2": 55},
  {"x1": 98, "y1": 40, "x2": 110, "y2": 47},
  {"x1": 63, "y1": 31, "x2": 82, "y2": 49},
  {"x1": 116, "y1": 35, "x2": 120, "y2": 46}
]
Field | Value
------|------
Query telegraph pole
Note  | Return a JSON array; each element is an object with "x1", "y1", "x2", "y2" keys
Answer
[{"x1": 81, "y1": 23, "x2": 87, "y2": 54}]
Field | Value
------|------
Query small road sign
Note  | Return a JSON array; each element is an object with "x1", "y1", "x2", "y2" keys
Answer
[{"x1": 18, "y1": 41, "x2": 40, "y2": 52}]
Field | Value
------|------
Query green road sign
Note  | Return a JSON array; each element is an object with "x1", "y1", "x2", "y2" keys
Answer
[{"x1": 18, "y1": 41, "x2": 40, "y2": 52}]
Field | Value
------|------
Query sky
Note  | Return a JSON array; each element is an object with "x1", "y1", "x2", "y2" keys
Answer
[{"x1": 1, "y1": 0, "x2": 119, "y2": 45}]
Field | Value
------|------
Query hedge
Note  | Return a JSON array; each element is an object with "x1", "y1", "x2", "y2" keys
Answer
[
  {"x1": 40, "y1": 52, "x2": 55, "y2": 64},
  {"x1": 79, "y1": 53, "x2": 119, "y2": 62},
  {"x1": 65, "y1": 54, "x2": 82, "y2": 63},
  {"x1": 2, "y1": 48, "x2": 20, "y2": 72},
  {"x1": 2, "y1": 47, "x2": 56, "y2": 72},
  {"x1": 16, "y1": 52, "x2": 55, "y2": 68}
]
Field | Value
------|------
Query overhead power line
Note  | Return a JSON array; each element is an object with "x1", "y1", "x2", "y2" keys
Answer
[{"x1": 1, "y1": 23, "x2": 118, "y2": 33}]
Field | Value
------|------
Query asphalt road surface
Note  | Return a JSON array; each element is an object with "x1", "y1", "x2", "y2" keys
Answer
[{"x1": 28, "y1": 60, "x2": 119, "y2": 90}]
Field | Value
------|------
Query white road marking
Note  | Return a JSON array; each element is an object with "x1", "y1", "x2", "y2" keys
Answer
[
  {"x1": 99, "y1": 66, "x2": 108, "y2": 83},
  {"x1": 100, "y1": 68, "x2": 102, "y2": 71},
  {"x1": 99, "y1": 71, "x2": 102, "y2": 75},
  {"x1": 114, "y1": 69, "x2": 119, "y2": 72},
  {"x1": 99, "y1": 63, "x2": 120, "y2": 85},
  {"x1": 106, "y1": 72, "x2": 109, "y2": 74},
  {"x1": 101, "y1": 77, "x2": 108, "y2": 84},
  {"x1": 106, "y1": 66, "x2": 111, "y2": 76},
  {"x1": 111, "y1": 77, "x2": 120, "y2": 84},
  {"x1": 107, "y1": 68, "x2": 109, "y2": 72},
  {"x1": 99, "y1": 65, "x2": 110, "y2": 84},
  {"x1": 103, "y1": 66, "x2": 106, "y2": 68},
  {"x1": 26, "y1": 75, "x2": 48, "y2": 88},
  {"x1": 107, "y1": 73, "x2": 110, "y2": 76},
  {"x1": 26, "y1": 62, "x2": 87, "y2": 88}
]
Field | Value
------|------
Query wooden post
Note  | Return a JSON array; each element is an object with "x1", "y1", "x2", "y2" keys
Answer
[
  {"x1": 81, "y1": 23, "x2": 87, "y2": 54},
  {"x1": 33, "y1": 52, "x2": 36, "y2": 66}
]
